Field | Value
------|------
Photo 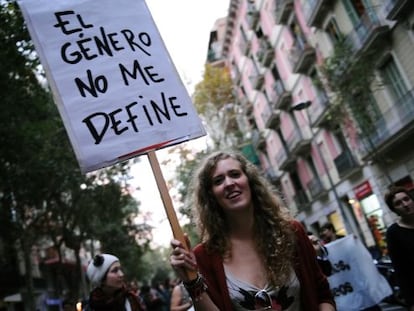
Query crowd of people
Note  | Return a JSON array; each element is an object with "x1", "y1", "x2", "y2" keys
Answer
[
  {"x1": 77, "y1": 151, "x2": 413, "y2": 311},
  {"x1": 62, "y1": 252, "x2": 190, "y2": 311}
]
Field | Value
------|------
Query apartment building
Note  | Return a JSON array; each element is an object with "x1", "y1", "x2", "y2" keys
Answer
[{"x1": 209, "y1": 0, "x2": 414, "y2": 255}]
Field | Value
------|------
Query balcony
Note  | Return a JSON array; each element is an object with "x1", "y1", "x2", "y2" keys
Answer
[
  {"x1": 247, "y1": 4, "x2": 260, "y2": 30},
  {"x1": 239, "y1": 97, "x2": 253, "y2": 118},
  {"x1": 250, "y1": 73, "x2": 265, "y2": 90},
  {"x1": 293, "y1": 189, "x2": 310, "y2": 212},
  {"x1": 251, "y1": 129, "x2": 266, "y2": 150},
  {"x1": 308, "y1": 91, "x2": 330, "y2": 127},
  {"x1": 276, "y1": 146, "x2": 296, "y2": 171},
  {"x1": 345, "y1": 11, "x2": 390, "y2": 56},
  {"x1": 303, "y1": 0, "x2": 331, "y2": 29},
  {"x1": 239, "y1": 30, "x2": 253, "y2": 56},
  {"x1": 306, "y1": 177, "x2": 326, "y2": 199},
  {"x1": 360, "y1": 88, "x2": 414, "y2": 157},
  {"x1": 286, "y1": 128, "x2": 311, "y2": 156},
  {"x1": 231, "y1": 66, "x2": 241, "y2": 85},
  {"x1": 289, "y1": 39, "x2": 316, "y2": 74},
  {"x1": 264, "y1": 167, "x2": 282, "y2": 184},
  {"x1": 274, "y1": 0, "x2": 294, "y2": 25},
  {"x1": 257, "y1": 37, "x2": 274, "y2": 68},
  {"x1": 333, "y1": 149, "x2": 360, "y2": 178},
  {"x1": 272, "y1": 80, "x2": 292, "y2": 110},
  {"x1": 384, "y1": 0, "x2": 413, "y2": 21},
  {"x1": 265, "y1": 109, "x2": 280, "y2": 129},
  {"x1": 239, "y1": 38, "x2": 252, "y2": 56}
]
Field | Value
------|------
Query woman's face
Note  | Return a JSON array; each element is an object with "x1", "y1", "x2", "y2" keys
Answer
[
  {"x1": 392, "y1": 192, "x2": 414, "y2": 217},
  {"x1": 103, "y1": 261, "x2": 124, "y2": 289},
  {"x1": 211, "y1": 157, "x2": 252, "y2": 212}
]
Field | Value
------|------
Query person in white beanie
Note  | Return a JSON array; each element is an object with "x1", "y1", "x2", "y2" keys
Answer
[{"x1": 86, "y1": 253, "x2": 146, "y2": 311}]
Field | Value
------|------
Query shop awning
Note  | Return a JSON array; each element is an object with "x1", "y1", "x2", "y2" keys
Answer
[{"x1": 3, "y1": 293, "x2": 22, "y2": 303}]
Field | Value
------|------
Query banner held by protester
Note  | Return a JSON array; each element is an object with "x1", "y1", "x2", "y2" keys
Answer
[
  {"x1": 325, "y1": 235, "x2": 392, "y2": 311},
  {"x1": 18, "y1": 0, "x2": 206, "y2": 173}
]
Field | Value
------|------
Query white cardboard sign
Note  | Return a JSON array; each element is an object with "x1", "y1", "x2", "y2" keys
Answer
[
  {"x1": 325, "y1": 236, "x2": 392, "y2": 311},
  {"x1": 18, "y1": 0, "x2": 206, "y2": 173}
]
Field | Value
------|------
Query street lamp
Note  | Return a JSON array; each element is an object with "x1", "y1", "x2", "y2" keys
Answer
[{"x1": 290, "y1": 101, "x2": 353, "y2": 234}]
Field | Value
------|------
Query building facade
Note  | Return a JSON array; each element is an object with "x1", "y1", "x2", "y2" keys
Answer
[{"x1": 208, "y1": 0, "x2": 414, "y2": 256}]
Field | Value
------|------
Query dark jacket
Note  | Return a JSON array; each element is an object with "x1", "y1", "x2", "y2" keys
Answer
[
  {"x1": 386, "y1": 223, "x2": 414, "y2": 308},
  {"x1": 88, "y1": 287, "x2": 146, "y2": 311},
  {"x1": 193, "y1": 220, "x2": 335, "y2": 311}
]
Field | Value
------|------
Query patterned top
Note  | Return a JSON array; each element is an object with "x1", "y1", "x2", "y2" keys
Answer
[{"x1": 225, "y1": 268, "x2": 302, "y2": 311}]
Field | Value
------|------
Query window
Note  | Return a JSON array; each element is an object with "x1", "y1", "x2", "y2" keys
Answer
[
  {"x1": 310, "y1": 68, "x2": 327, "y2": 100},
  {"x1": 289, "y1": 18, "x2": 307, "y2": 49},
  {"x1": 306, "y1": 155, "x2": 318, "y2": 178},
  {"x1": 352, "y1": 92, "x2": 382, "y2": 131},
  {"x1": 325, "y1": 18, "x2": 342, "y2": 43},
  {"x1": 379, "y1": 56, "x2": 408, "y2": 102},
  {"x1": 271, "y1": 64, "x2": 281, "y2": 82},
  {"x1": 343, "y1": 0, "x2": 368, "y2": 26}
]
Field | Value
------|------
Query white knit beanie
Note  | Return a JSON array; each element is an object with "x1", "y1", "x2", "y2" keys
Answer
[{"x1": 86, "y1": 254, "x2": 119, "y2": 287}]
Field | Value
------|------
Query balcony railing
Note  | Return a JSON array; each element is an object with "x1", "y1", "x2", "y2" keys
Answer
[
  {"x1": 384, "y1": 0, "x2": 411, "y2": 21},
  {"x1": 286, "y1": 128, "x2": 311, "y2": 156},
  {"x1": 247, "y1": 4, "x2": 260, "y2": 30},
  {"x1": 360, "y1": 88, "x2": 414, "y2": 154},
  {"x1": 250, "y1": 73, "x2": 265, "y2": 90},
  {"x1": 272, "y1": 80, "x2": 292, "y2": 110},
  {"x1": 306, "y1": 177, "x2": 326, "y2": 198},
  {"x1": 231, "y1": 66, "x2": 241, "y2": 85},
  {"x1": 264, "y1": 167, "x2": 282, "y2": 184},
  {"x1": 274, "y1": 0, "x2": 294, "y2": 25},
  {"x1": 302, "y1": 0, "x2": 331, "y2": 29},
  {"x1": 345, "y1": 10, "x2": 390, "y2": 55},
  {"x1": 276, "y1": 146, "x2": 295, "y2": 171},
  {"x1": 265, "y1": 109, "x2": 280, "y2": 129},
  {"x1": 288, "y1": 37, "x2": 316, "y2": 74},
  {"x1": 242, "y1": 99, "x2": 253, "y2": 117},
  {"x1": 333, "y1": 149, "x2": 359, "y2": 178},
  {"x1": 251, "y1": 129, "x2": 266, "y2": 150},
  {"x1": 293, "y1": 189, "x2": 310, "y2": 212},
  {"x1": 309, "y1": 91, "x2": 330, "y2": 126},
  {"x1": 239, "y1": 38, "x2": 252, "y2": 56},
  {"x1": 257, "y1": 37, "x2": 274, "y2": 68}
]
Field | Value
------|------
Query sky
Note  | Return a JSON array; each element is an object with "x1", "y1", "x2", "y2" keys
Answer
[
  {"x1": 145, "y1": 0, "x2": 230, "y2": 93},
  {"x1": 129, "y1": 0, "x2": 230, "y2": 247}
]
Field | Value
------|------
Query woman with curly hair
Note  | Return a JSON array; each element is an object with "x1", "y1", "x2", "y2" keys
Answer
[
  {"x1": 170, "y1": 151, "x2": 335, "y2": 311},
  {"x1": 86, "y1": 253, "x2": 146, "y2": 310}
]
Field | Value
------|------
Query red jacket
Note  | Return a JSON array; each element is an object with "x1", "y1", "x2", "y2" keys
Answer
[{"x1": 193, "y1": 221, "x2": 335, "y2": 310}]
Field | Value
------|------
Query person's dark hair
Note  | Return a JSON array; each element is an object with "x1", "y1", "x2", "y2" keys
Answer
[
  {"x1": 384, "y1": 186, "x2": 412, "y2": 212},
  {"x1": 320, "y1": 222, "x2": 335, "y2": 232},
  {"x1": 189, "y1": 150, "x2": 295, "y2": 288}
]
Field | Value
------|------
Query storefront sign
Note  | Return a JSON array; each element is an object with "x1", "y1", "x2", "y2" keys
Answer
[{"x1": 353, "y1": 181, "x2": 372, "y2": 200}]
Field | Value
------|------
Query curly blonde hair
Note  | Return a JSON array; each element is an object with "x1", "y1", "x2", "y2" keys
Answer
[{"x1": 189, "y1": 151, "x2": 295, "y2": 288}]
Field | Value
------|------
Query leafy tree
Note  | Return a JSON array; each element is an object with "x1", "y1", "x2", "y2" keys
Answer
[
  {"x1": 318, "y1": 39, "x2": 382, "y2": 133},
  {"x1": 193, "y1": 64, "x2": 234, "y2": 112},
  {"x1": 193, "y1": 64, "x2": 241, "y2": 149},
  {"x1": 0, "y1": 1, "x2": 151, "y2": 307}
]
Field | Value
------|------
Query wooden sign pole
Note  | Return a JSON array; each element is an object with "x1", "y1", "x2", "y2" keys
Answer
[{"x1": 147, "y1": 150, "x2": 197, "y2": 279}]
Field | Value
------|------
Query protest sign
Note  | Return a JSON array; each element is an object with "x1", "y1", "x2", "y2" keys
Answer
[
  {"x1": 18, "y1": 0, "x2": 206, "y2": 173},
  {"x1": 325, "y1": 236, "x2": 392, "y2": 311}
]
